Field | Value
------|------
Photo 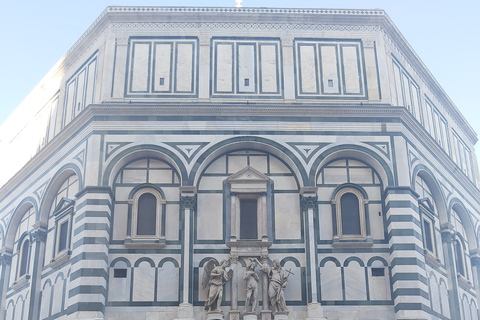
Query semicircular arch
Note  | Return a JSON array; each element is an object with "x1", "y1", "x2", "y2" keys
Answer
[{"x1": 4, "y1": 197, "x2": 38, "y2": 251}]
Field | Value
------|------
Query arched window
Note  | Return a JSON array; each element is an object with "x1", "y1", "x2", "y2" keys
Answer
[
  {"x1": 126, "y1": 187, "x2": 166, "y2": 247},
  {"x1": 332, "y1": 186, "x2": 368, "y2": 243},
  {"x1": 340, "y1": 193, "x2": 361, "y2": 235},
  {"x1": 18, "y1": 238, "x2": 30, "y2": 278},
  {"x1": 415, "y1": 176, "x2": 438, "y2": 257},
  {"x1": 454, "y1": 238, "x2": 466, "y2": 277}
]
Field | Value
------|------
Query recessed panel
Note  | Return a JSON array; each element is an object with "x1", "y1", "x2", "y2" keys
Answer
[
  {"x1": 175, "y1": 43, "x2": 194, "y2": 92},
  {"x1": 320, "y1": 45, "x2": 339, "y2": 94},
  {"x1": 153, "y1": 43, "x2": 172, "y2": 92},
  {"x1": 130, "y1": 42, "x2": 151, "y2": 92},
  {"x1": 259, "y1": 44, "x2": 278, "y2": 93},
  {"x1": 237, "y1": 44, "x2": 256, "y2": 93},
  {"x1": 341, "y1": 45, "x2": 361, "y2": 94},
  {"x1": 215, "y1": 43, "x2": 234, "y2": 93},
  {"x1": 299, "y1": 44, "x2": 318, "y2": 94}
]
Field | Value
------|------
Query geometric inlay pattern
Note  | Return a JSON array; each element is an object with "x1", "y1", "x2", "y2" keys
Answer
[
  {"x1": 74, "y1": 149, "x2": 85, "y2": 167},
  {"x1": 105, "y1": 142, "x2": 132, "y2": 161},
  {"x1": 164, "y1": 142, "x2": 209, "y2": 164},
  {"x1": 286, "y1": 142, "x2": 329, "y2": 163},
  {"x1": 33, "y1": 180, "x2": 50, "y2": 201},
  {"x1": 363, "y1": 142, "x2": 390, "y2": 159}
]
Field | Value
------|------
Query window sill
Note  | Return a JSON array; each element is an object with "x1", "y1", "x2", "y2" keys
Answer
[
  {"x1": 457, "y1": 273, "x2": 473, "y2": 290},
  {"x1": 11, "y1": 274, "x2": 30, "y2": 291},
  {"x1": 424, "y1": 250, "x2": 442, "y2": 268},
  {"x1": 48, "y1": 251, "x2": 71, "y2": 269},
  {"x1": 332, "y1": 236, "x2": 373, "y2": 248},
  {"x1": 124, "y1": 236, "x2": 166, "y2": 249}
]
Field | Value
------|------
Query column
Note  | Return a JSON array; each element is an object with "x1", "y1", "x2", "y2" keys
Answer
[
  {"x1": 300, "y1": 187, "x2": 326, "y2": 320},
  {"x1": 229, "y1": 255, "x2": 240, "y2": 320},
  {"x1": 177, "y1": 187, "x2": 196, "y2": 320},
  {"x1": 441, "y1": 223, "x2": 461, "y2": 320},
  {"x1": 260, "y1": 255, "x2": 271, "y2": 320},
  {"x1": 385, "y1": 187, "x2": 431, "y2": 320},
  {"x1": 0, "y1": 252, "x2": 12, "y2": 320},
  {"x1": 67, "y1": 187, "x2": 112, "y2": 320},
  {"x1": 27, "y1": 223, "x2": 47, "y2": 320},
  {"x1": 470, "y1": 249, "x2": 480, "y2": 317}
]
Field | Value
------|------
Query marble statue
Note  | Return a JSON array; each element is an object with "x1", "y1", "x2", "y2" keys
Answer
[
  {"x1": 202, "y1": 259, "x2": 233, "y2": 312},
  {"x1": 256, "y1": 259, "x2": 289, "y2": 313},
  {"x1": 243, "y1": 258, "x2": 260, "y2": 313}
]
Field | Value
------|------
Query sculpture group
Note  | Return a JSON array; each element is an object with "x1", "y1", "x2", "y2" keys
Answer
[{"x1": 202, "y1": 257, "x2": 290, "y2": 316}]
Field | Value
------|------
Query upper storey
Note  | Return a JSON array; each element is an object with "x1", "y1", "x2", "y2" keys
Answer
[{"x1": 0, "y1": 7, "x2": 477, "y2": 187}]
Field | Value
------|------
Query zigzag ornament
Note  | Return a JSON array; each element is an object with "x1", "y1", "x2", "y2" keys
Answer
[{"x1": 286, "y1": 142, "x2": 329, "y2": 163}]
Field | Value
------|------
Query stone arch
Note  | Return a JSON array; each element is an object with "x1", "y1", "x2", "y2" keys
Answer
[
  {"x1": 310, "y1": 144, "x2": 393, "y2": 187},
  {"x1": 189, "y1": 136, "x2": 308, "y2": 187},
  {"x1": 449, "y1": 198, "x2": 477, "y2": 250},
  {"x1": 102, "y1": 144, "x2": 187, "y2": 187},
  {"x1": 110, "y1": 257, "x2": 132, "y2": 268},
  {"x1": 411, "y1": 164, "x2": 448, "y2": 223},
  {"x1": 38, "y1": 164, "x2": 82, "y2": 225},
  {"x1": 4, "y1": 197, "x2": 37, "y2": 251}
]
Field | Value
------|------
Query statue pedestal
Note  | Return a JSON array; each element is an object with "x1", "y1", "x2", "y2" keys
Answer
[
  {"x1": 306, "y1": 302, "x2": 326, "y2": 320},
  {"x1": 273, "y1": 311, "x2": 288, "y2": 320},
  {"x1": 261, "y1": 310, "x2": 272, "y2": 320},
  {"x1": 228, "y1": 310, "x2": 240, "y2": 320},
  {"x1": 244, "y1": 312, "x2": 258, "y2": 320},
  {"x1": 175, "y1": 303, "x2": 195, "y2": 320},
  {"x1": 207, "y1": 311, "x2": 224, "y2": 320}
]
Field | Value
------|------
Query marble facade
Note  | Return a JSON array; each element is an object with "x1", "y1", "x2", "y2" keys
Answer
[{"x1": 0, "y1": 6, "x2": 479, "y2": 320}]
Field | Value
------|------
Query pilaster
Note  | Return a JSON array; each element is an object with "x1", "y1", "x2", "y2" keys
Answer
[
  {"x1": 0, "y1": 252, "x2": 12, "y2": 320},
  {"x1": 441, "y1": 223, "x2": 461, "y2": 320},
  {"x1": 27, "y1": 223, "x2": 47, "y2": 320},
  {"x1": 384, "y1": 187, "x2": 431, "y2": 320},
  {"x1": 67, "y1": 187, "x2": 112, "y2": 320}
]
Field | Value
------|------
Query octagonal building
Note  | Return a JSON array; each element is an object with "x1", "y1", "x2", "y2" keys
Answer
[{"x1": 0, "y1": 6, "x2": 479, "y2": 320}]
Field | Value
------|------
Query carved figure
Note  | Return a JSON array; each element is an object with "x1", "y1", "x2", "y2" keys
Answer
[
  {"x1": 202, "y1": 259, "x2": 232, "y2": 312},
  {"x1": 257, "y1": 259, "x2": 289, "y2": 313},
  {"x1": 243, "y1": 258, "x2": 260, "y2": 313}
]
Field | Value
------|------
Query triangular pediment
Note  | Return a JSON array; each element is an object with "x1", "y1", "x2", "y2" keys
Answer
[
  {"x1": 418, "y1": 197, "x2": 435, "y2": 212},
  {"x1": 52, "y1": 198, "x2": 75, "y2": 216},
  {"x1": 227, "y1": 166, "x2": 270, "y2": 183}
]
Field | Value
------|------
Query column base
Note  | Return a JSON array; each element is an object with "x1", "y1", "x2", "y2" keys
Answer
[
  {"x1": 261, "y1": 310, "x2": 272, "y2": 320},
  {"x1": 175, "y1": 303, "x2": 195, "y2": 320},
  {"x1": 229, "y1": 310, "x2": 241, "y2": 320},
  {"x1": 207, "y1": 311, "x2": 224, "y2": 320},
  {"x1": 273, "y1": 311, "x2": 288, "y2": 320},
  {"x1": 244, "y1": 312, "x2": 258, "y2": 320},
  {"x1": 306, "y1": 302, "x2": 327, "y2": 320}
]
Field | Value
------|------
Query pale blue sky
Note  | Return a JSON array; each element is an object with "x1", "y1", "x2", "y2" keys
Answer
[{"x1": 1, "y1": 1, "x2": 479, "y2": 151}]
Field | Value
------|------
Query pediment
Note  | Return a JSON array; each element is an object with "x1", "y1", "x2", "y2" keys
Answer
[
  {"x1": 418, "y1": 197, "x2": 435, "y2": 212},
  {"x1": 227, "y1": 166, "x2": 270, "y2": 183},
  {"x1": 52, "y1": 198, "x2": 75, "y2": 216}
]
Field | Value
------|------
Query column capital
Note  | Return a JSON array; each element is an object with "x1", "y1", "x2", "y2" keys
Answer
[
  {"x1": 0, "y1": 252, "x2": 12, "y2": 266},
  {"x1": 180, "y1": 195, "x2": 196, "y2": 211},
  {"x1": 441, "y1": 223, "x2": 455, "y2": 243}
]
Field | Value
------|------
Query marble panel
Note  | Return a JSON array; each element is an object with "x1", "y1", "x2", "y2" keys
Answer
[
  {"x1": 64, "y1": 81, "x2": 76, "y2": 126},
  {"x1": 205, "y1": 156, "x2": 227, "y2": 174},
  {"x1": 368, "y1": 267, "x2": 390, "y2": 301},
  {"x1": 283, "y1": 260, "x2": 302, "y2": 301},
  {"x1": 131, "y1": 43, "x2": 151, "y2": 92},
  {"x1": 40, "y1": 282, "x2": 52, "y2": 319},
  {"x1": 402, "y1": 75, "x2": 412, "y2": 111},
  {"x1": 197, "y1": 194, "x2": 224, "y2": 240},
  {"x1": 317, "y1": 187, "x2": 335, "y2": 201},
  {"x1": 363, "y1": 186, "x2": 381, "y2": 200},
  {"x1": 75, "y1": 69, "x2": 86, "y2": 114},
  {"x1": 274, "y1": 194, "x2": 301, "y2": 240},
  {"x1": 122, "y1": 169, "x2": 147, "y2": 184},
  {"x1": 299, "y1": 45, "x2": 317, "y2": 93},
  {"x1": 133, "y1": 262, "x2": 155, "y2": 301},
  {"x1": 5, "y1": 301, "x2": 13, "y2": 320},
  {"x1": 269, "y1": 156, "x2": 290, "y2": 174},
  {"x1": 175, "y1": 43, "x2": 194, "y2": 92},
  {"x1": 260, "y1": 44, "x2": 278, "y2": 93},
  {"x1": 320, "y1": 45, "x2": 339, "y2": 94},
  {"x1": 271, "y1": 176, "x2": 297, "y2": 191},
  {"x1": 154, "y1": 43, "x2": 172, "y2": 92},
  {"x1": 51, "y1": 275, "x2": 64, "y2": 314},
  {"x1": 341, "y1": 46, "x2": 360, "y2": 94},
  {"x1": 344, "y1": 261, "x2": 366, "y2": 300},
  {"x1": 113, "y1": 204, "x2": 128, "y2": 240},
  {"x1": 157, "y1": 261, "x2": 179, "y2": 301},
  {"x1": 368, "y1": 203, "x2": 384, "y2": 240},
  {"x1": 462, "y1": 296, "x2": 471, "y2": 320},
  {"x1": 392, "y1": 63, "x2": 403, "y2": 106},
  {"x1": 320, "y1": 261, "x2": 342, "y2": 300},
  {"x1": 165, "y1": 204, "x2": 180, "y2": 240},
  {"x1": 128, "y1": 159, "x2": 148, "y2": 168},
  {"x1": 440, "y1": 280, "x2": 450, "y2": 318},
  {"x1": 349, "y1": 167, "x2": 373, "y2": 184},
  {"x1": 85, "y1": 59, "x2": 96, "y2": 105},
  {"x1": 216, "y1": 44, "x2": 234, "y2": 93},
  {"x1": 228, "y1": 155, "x2": 248, "y2": 174},
  {"x1": 115, "y1": 187, "x2": 133, "y2": 201},
  {"x1": 149, "y1": 169, "x2": 174, "y2": 184},
  {"x1": 323, "y1": 167, "x2": 347, "y2": 184},
  {"x1": 109, "y1": 261, "x2": 130, "y2": 302},
  {"x1": 249, "y1": 155, "x2": 268, "y2": 173},
  {"x1": 198, "y1": 176, "x2": 223, "y2": 191},
  {"x1": 13, "y1": 299, "x2": 23, "y2": 320},
  {"x1": 44, "y1": 229, "x2": 54, "y2": 264},
  {"x1": 428, "y1": 274, "x2": 441, "y2": 314},
  {"x1": 238, "y1": 44, "x2": 256, "y2": 93},
  {"x1": 149, "y1": 159, "x2": 170, "y2": 168},
  {"x1": 318, "y1": 204, "x2": 333, "y2": 240}
]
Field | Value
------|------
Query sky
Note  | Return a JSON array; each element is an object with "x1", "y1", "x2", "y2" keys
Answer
[{"x1": 0, "y1": 0, "x2": 479, "y2": 156}]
